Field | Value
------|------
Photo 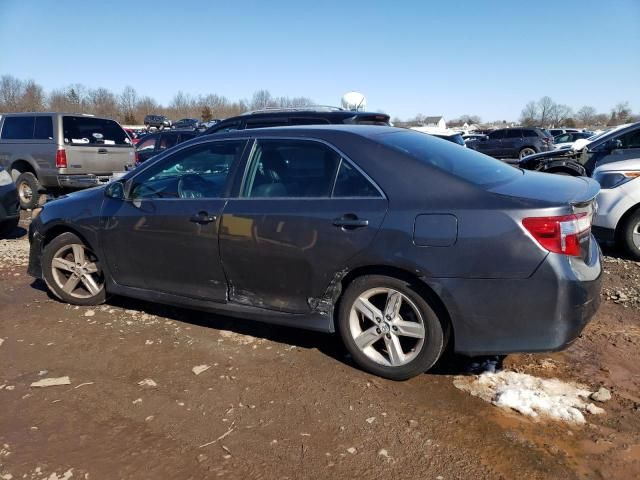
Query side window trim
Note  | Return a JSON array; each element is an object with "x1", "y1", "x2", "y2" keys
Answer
[{"x1": 237, "y1": 136, "x2": 386, "y2": 200}]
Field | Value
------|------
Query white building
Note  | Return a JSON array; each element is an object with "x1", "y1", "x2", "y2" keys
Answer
[{"x1": 421, "y1": 116, "x2": 447, "y2": 129}]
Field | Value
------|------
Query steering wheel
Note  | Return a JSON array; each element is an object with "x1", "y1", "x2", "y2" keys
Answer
[{"x1": 177, "y1": 174, "x2": 207, "y2": 198}]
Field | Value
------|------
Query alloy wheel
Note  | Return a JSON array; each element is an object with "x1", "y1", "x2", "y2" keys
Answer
[
  {"x1": 519, "y1": 148, "x2": 536, "y2": 159},
  {"x1": 349, "y1": 287, "x2": 426, "y2": 367},
  {"x1": 633, "y1": 221, "x2": 640, "y2": 250},
  {"x1": 50, "y1": 244, "x2": 104, "y2": 299},
  {"x1": 18, "y1": 181, "x2": 33, "y2": 203}
]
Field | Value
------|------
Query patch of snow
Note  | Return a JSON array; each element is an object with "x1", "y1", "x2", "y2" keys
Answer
[
  {"x1": 30, "y1": 377, "x2": 71, "y2": 388},
  {"x1": 192, "y1": 365, "x2": 211, "y2": 375},
  {"x1": 138, "y1": 378, "x2": 157, "y2": 387},
  {"x1": 454, "y1": 371, "x2": 605, "y2": 424}
]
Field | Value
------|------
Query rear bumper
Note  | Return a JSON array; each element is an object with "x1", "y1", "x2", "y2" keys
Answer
[
  {"x1": 431, "y1": 238, "x2": 602, "y2": 356},
  {"x1": 57, "y1": 174, "x2": 114, "y2": 189}
]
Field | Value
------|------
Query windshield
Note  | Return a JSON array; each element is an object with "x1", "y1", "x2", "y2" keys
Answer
[{"x1": 379, "y1": 130, "x2": 521, "y2": 187}]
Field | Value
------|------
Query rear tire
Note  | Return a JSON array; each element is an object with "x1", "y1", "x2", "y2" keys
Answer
[
  {"x1": 338, "y1": 275, "x2": 445, "y2": 380},
  {"x1": 16, "y1": 172, "x2": 46, "y2": 210},
  {"x1": 42, "y1": 232, "x2": 107, "y2": 306},
  {"x1": 620, "y1": 210, "x2": 640, "y2": 260},
  {"x1": 518, "y1": 147, "x2": 537, "y2": 160}
]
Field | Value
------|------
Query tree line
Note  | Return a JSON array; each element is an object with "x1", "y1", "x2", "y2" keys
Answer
[
  {"x1": 520, "y1": 96, "x2": 637, "y2": 128},
  {"x1": 0, "y1": 75, "x2": 314, "y2": 125}
]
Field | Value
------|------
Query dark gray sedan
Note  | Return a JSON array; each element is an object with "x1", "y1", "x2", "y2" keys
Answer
[{"x1": 27, "y1": 126, "x2": 602, "y2": 380}]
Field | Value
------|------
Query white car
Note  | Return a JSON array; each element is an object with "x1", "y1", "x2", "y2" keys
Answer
[{"x1": 592, "y1": 158, "x2": 640, "y2": 259}]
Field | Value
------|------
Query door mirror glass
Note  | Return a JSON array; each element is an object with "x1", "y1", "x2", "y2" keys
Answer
[{"x1": 105, "y1": 181, "x2": 125, "y2": 200}]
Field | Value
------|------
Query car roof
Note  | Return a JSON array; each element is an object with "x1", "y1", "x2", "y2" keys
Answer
[{"x1": 197, "y1": 124, "x2": 402, "y2": 142}]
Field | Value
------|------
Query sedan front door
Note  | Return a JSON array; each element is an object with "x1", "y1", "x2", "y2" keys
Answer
[
  {"x1": 219, "y1": 138, "x2": 388, "y2": 313},
  {"x1": 101, "y1": 139, "x2": 248, "y2": 301}
]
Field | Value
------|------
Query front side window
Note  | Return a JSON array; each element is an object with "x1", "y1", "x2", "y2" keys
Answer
[
  {"x1": 130, "y1": 140, "x2": 246, "y2": 199},
  {"x1": 488, "y1": 130, "x2": 506, "y2": 140},
  {"x1": 1, "y1": 116, "x2": 35, "y2": 139},
  {"x1": 63, "y1": 116, "x2": 129, "y2": 146},
  {"x1": 242, "y1": 139, "x2": 341, "y2": 198},
  {"x1": 617, "y1": 129, "x2": 640, "y2": 149}
]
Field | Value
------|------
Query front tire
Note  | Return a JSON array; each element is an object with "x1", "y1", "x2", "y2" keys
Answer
[
  {"x1": 16, "y1": 172, "x2": 46, "y2": 210},
  {"x1": 620, "y1": 210, "x2": 640, "y2": 260},
  {"x1": 338, "y1": 275, "x2": 445, "y2": 380},
  {"x1": 42, "y1": 232, "x2": 106, "y2": 305}
]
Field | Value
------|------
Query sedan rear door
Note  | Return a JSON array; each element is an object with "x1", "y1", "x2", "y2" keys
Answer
[{"x1": 219, "y1": 138, "x2": 388, "y2": 314}]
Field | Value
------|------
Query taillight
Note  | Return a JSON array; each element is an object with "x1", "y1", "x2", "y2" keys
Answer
[
  {"x1": 522, "y1": 213, "x2": 591, "y2": 256},
  {"x1": 55, "y1": 147, "x2": 67, "y2": 168}
]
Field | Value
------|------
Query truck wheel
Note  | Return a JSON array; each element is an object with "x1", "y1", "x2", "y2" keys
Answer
[
  {"x1": 16, "y1": 172, "x2": 46, "y2": 210},
  {"x1": 620, "y1": 210, "x2": 640, "y2": 261}
]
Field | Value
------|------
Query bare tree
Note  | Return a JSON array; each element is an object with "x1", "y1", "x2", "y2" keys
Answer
[
  {"x1": 87, "y1": 87, "x2": 119, "y2": 119},
  {"x1": 19, "y1": 80, "x2": 46, "y2": 111},
  {"x1": 575, "y1": 106, "x2": 597, "y2": 127},
  {"x1": 0, "y1": 75, "x2": 24, "y2": 111},
  {"x1": 520, "y1": 101, "x2": 539, "y2": 126},
  {"x1": 119, "y1": 86, "x2": 138, "y2": 124},
  {"x1": 611, "y1": 101, "x2": 632, "y2": 125},
  {"x1": 550, "y1": 104, "x2": 573, "y2": 127}
]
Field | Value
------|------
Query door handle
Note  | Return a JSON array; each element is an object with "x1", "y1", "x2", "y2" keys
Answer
[
  {"x1": 98, "y1": 148, "x2": 108, "y2": 154},
  {"x1": 190, "y1": 211, "x2": 217, "y2": 224},
  {"x1": 333, "y1": 215, "x2": 369, "y2": 229}
]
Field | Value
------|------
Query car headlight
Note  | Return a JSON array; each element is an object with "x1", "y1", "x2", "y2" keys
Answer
[
  {"x1": 593, "y1": 171, "x2": 640, "y2": 189},
  {"x1": 0, "y1": 169, "x2": 13, "y2": 186}
]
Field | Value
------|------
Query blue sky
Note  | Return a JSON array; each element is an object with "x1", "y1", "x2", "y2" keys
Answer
[{"x1": 0, "y1": 0, "x2": 638, "y2": 121}]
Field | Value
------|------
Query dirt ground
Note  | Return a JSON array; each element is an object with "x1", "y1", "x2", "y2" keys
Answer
[{"x1": 1, "y1": 213, "x2": 639, "y2": 480}]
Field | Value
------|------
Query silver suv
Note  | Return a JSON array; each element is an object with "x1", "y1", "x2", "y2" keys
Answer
[{"x1": 0, "y1": 113, "x2": 135, "y2": 209}]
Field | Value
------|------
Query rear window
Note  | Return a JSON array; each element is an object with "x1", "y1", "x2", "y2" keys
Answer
[
  {"x1": 1, "y1": 116, "x2": 35, "y2": 139},
  {"x1": 379, "y1": 130, "x2": 521, "y2": 188},
  {"x1": 348, "y1": 114, "x2": 390, "y2": 126},
  {"x1": 62, "y1": 116, "x2": 129, "y2": 146}
]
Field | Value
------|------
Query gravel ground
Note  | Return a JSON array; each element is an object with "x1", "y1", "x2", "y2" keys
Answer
[{"x1": 1, "y1": 214, "x2": 639, "y2": 479}]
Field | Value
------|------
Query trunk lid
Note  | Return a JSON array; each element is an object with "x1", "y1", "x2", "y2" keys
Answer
[{"x1": 489, "y1": 169, "x2": 599, "y2": 206}]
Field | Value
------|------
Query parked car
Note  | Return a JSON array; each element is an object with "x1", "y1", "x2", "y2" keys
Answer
[
  {"x1": 553, "y1": 131, "x2": 593, "y2": 150},
  {"x1": 549, "y1": 128, "x2": 580, "y2": 137},
  {"x1": 172, "y1": 118, "x2": 200, "y2": 130},
  {"x1": 462, "y1": 133, "x2": 486, "y2": 144},
  {"x1": 144, "y1": 115, "x2": 172, "y2": 131},
  {"x1": 467, "y1": 127, "x2": 554, "y2": 160},
  {"x1": 124, "y1": 128, "x2": 142, "y2": 145},
  {"x1": 592, "y1": 158, "x2": 640, "y2": 259},
  {"x1": 519, "y1": 122, "x2": 640, "y2": 177},
  {"x1": 202, "y1": 107, "x2": 390, "y2": 135},
  {"x1": 0, "y1": 112, "x2": 135, "y2": 209},
  {"x1": 28, "y1": 126, "x2": 601, "y2": 380},
  {"x1": 0, "y1": 165, "x2": 19, "y2": 236},
  {"x1": 134, "y1": 130, "x2": 198, "y2": 164}
]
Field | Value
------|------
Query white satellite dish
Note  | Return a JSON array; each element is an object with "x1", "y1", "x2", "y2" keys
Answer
[{"x1": 341, "y1": 91, "x2": 367, "y2": 111}]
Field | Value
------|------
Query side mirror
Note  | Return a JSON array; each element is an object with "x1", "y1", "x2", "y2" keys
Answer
[{"x1": 105, "y1": 181, "x2": 125, "y2": 200}]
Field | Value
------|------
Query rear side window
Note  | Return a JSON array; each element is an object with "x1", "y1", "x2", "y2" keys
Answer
[
  {"x1": 137, "y1": 136, "x2": 157, "y2": 152},
  {"x1": 209, "y1": 121, "x2": 242, "y2": 134},
  {"x1": 245, "y1": 119, "x2": 288, "y2": 129},
  {"x1": 242, "y1": 139, "x2": 341, "y2": 198},
  {"x1": 159, "y1": 134, "x2": 179, "y2": 151},
  {"x1": 379, "y1": 130, "x2": 521, "y2": 188},
  {"x1": 505, "y1": 129, "x2": 522, "y2": 139},
  {"x1": 1, "y1": 116, "x2": 35, "y2": 139},
  {"x1": 333, "y1": 160, "x2": 381, "y2": 197},
  {"x1": 348, "y1": 115, "x2": 390, "y2": 126},
  {"x1": 34, "y1": 116, "x2": 54, "y2": 140},
  {"x1": 62, "y1": 116, "x2": 129, "y2": 146},
  {"x1": 523, "y1": 129, "x2": 540, "y2": 138}
]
